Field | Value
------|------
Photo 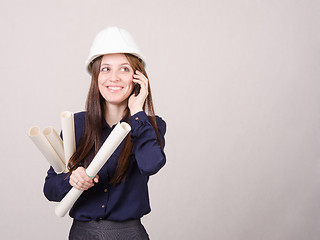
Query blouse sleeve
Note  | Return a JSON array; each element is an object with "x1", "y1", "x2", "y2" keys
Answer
[
  {"x1": 43, "y1": 167, "x2": 72, "y2": 202},
  {"x1": 129, "y1": 111, "x2": 166, "y2": 176}
]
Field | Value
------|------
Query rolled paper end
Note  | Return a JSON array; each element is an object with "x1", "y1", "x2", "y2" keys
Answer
[
  {"x1": 55, "y1": 205, "x2": 67, "y2": 217},
  {"x1": 28, "y1": 126, "x2": 41, "y2": 137},
  {"x1": 120, "y1": 122, "x2": 131, "y2": 132},
  {"x1": 60, "y1": 111, "x2": 73, "y2": 119},
  {"x1": 55, "y1": 187, "x2": 83, "y2": 217},
  {"x1": 42, "y1": 126, "x2": 52, "y2": 136}
]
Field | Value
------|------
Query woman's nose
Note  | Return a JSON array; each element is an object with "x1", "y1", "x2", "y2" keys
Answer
[{"x1": 110, "y1": 71, "x2": 120, "y2": 82}]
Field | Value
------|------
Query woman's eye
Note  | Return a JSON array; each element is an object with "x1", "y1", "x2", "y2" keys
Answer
[
  {"x1": 101, "y1": 67, "x2": 109, "y2": 72},
  {"x1": 120, "y1": 67, "x2": 130, "y2": 72}
]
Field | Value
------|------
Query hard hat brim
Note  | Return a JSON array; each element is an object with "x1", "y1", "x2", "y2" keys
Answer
[{"x1": 86, "y1": 52, "x2": 146, "y2": 74}]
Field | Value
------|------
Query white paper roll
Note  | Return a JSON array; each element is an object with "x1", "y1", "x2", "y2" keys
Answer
[
  {"x1": 55, "y1": 187, "x2": 83, "y2": 217},
  {"x1": 55, "y1": 122, "x2": 131, "y2": 217},
  {"x1": 28, "y1": 126, "x2": 66, "y2": 173},
  {"x1": 60, "y1": 111, "x2": 76, "y2": 170},
  {"x1": 43, "y1": 126, "x2": 67, "y2": 173},
  {"x1": 85, "y1": 122, "x2": 131, "y2": 178}
]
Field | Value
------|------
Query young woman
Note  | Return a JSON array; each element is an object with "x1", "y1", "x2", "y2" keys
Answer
[{"x1": 43, "y1": 27, "x2": 166, "y2": 240}]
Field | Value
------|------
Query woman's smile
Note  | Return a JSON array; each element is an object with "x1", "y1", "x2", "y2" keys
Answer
[{"x1": 107, "y1": 85, "x2": 124, "y2": 93}]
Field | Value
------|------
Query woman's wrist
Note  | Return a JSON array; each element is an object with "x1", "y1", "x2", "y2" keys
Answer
[{"x1": 130, "y1": 108, "x2": 143, "y2": 116}]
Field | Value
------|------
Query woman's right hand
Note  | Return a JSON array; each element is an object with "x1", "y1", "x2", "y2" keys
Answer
[{"x1": 69, "y1": 167, "x2": 99, "y2": 191}]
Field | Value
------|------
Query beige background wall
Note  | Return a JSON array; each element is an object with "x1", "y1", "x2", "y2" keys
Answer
[{"x1": 1, "y1": 0, "x2": 319, "y2": 239}]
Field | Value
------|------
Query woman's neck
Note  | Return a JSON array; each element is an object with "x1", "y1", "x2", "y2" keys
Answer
[{"x1": 104, "y1": 102, "x2": 127, "y2": 127}]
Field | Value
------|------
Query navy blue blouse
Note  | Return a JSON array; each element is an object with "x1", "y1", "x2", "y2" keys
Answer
[{"x1": 43, "y1": 111, "x2": 166, "y2": 221}]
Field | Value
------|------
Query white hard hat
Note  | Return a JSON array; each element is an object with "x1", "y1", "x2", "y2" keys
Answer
[{"x1": 86, "y1": 26, "x2": 146, "y2": 73}]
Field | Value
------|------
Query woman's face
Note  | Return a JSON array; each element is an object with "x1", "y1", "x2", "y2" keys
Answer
[{"x1": 98, "y1": 53, "x2": 134, "y2": 106}]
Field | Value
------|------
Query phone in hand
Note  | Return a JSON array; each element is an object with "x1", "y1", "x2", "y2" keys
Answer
[{"x1": 133, "y1": 83, "x2": 141, "y2": 96}]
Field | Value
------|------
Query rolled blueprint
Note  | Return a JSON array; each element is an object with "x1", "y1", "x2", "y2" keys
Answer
[
  {"x1": 55, "y1": 122, "x2": 131, "y2": 217},
  {"x1": 28, "y1": 126, "x2": 66, "y2": 173},
  {"x1": 43, "y1": 126, "x2": 66, "y2": 172},
  {"x1": 60, "y1": 111, "x2": 76, "y2": 170}
]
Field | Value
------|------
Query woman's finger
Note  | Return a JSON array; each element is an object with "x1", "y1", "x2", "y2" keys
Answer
[
  {"x1": 134, "y1": 71, "x2": 148, "y2": 83},
  {"x1": 69, "y1": 167, "x2": 95, "y2": 190},
  {"x1": 93, "y1": 175, "x2": 99, "y2": 184}
]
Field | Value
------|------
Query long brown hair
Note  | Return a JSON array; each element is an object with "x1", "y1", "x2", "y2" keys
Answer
[{"x1": 68, "y1": 53, "x2": 160, "y2": 185}]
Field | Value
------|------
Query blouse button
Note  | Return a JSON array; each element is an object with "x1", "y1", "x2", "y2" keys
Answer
[
  {"x1": 102, "y1": 205, "x2": 105, "y2": 208},
  {"x1": 104, "y1": 189, "x2": 108, "y2": 193},
  {"x1": 135, "y1": 117, "x2": 139, "y2": 120}
]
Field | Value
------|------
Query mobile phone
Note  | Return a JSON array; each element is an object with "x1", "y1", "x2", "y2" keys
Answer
[{"x1": 133, "y1": 83, "x2": 141, "y2": 96}]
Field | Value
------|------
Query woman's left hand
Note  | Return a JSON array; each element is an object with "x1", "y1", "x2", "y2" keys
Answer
[{"x1": 128, "y1": 70, "x2": 149, "y2": 115}]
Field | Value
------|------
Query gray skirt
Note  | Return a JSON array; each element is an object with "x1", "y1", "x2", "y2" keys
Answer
[{"x1": 69, "y1": 219, "x2": 149, "y2": 240}]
